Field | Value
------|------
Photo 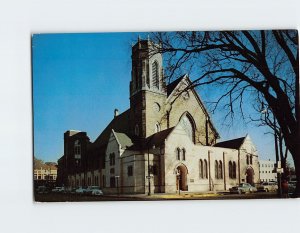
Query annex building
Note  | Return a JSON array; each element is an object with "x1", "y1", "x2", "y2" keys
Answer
[{"x1": 57, "y1": 39, "x2": 260, "y2": 194}]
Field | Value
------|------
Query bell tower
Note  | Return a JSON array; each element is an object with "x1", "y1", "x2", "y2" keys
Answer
[{"x1": 129, "y1": 38, "x2": 167, "y2": 139}]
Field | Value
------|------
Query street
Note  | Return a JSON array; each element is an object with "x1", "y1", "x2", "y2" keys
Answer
[{"x1": 35, "y1": 191, "x2": 281, "y2": 202}]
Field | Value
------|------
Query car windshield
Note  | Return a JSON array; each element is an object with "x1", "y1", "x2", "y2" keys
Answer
[{"x1": 262, "y1": 182, "x2": 268, "y2": 185}]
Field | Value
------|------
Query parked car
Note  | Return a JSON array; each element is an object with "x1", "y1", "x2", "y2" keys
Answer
[
  {"x1": 288, "y1": 181, "x2": 297, "y2": 194},
  {"x1": 91, "y1": 189, "x2": 103, "y2": 196},
  {"x1": 36, "y1": 186, "x2": 49, "y2": 194},
  {"x1": 51, "y1": 187, "x2": 65, "y2": 193},
  {"x1": 75, "y1": 187, "x2": 87, "y2": 195},
  {"x1": 229, "y1": 183, "x2": 257, "y2": 194},
  {"x1": 70, "y1": 188, "x2": 77, "y2": 194},
  {"x1": 86, "y1": 186, "x2": 101, "y2": 195},
  {"x1": 257, "y1": 182, "x2": 278, "y2": 192}
]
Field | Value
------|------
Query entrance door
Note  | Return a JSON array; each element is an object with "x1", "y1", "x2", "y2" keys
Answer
[
  {"x1": 246, "y1": 167, "x2": 254, "y2": 185},
  {"x1": 176, "y1": 165, "x2": 188, "y2": 191}
]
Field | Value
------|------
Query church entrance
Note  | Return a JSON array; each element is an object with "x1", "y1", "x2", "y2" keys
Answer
[
  {"x1": 176, "y1": 165, "x2": 188, "y2": 191},
  {"x1": 246, "y1": 167, "x2": 254, "y2": 185}
]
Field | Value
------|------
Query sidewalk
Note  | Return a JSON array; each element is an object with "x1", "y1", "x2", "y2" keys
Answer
[{"x1": 111, "y1": 191, "x2": 224, "y2": 200}]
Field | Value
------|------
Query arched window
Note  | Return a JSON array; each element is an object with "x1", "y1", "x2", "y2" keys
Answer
[
  {"x1": 74, "y1": 140, "x2": 81, "y2": 159},
  {"x1": 246, "y1": 155, "x2": 249, "y2": 165},
  {"x1": 152, "y1": 61, "x2": 159, "y2": 89},
  {"x1": 232, "y1": 161, "x2": 237, "y2": 179},
  {"x1": 250, "y1": 155, "x2": 253, "y2": 165},
  {"x1": 215, "y1": 160, "x2": 218, "y2": 179},
  {"x1": 155, "y1": 122, "x2": 160, "y2": 133},
  {"x1": 229, "y1": 161, "x2": 233, "y2": 179},
  {"x1": 199, "y1": 159, "x2": 203, "y2": 179},
  {"x1": 135, "y1": 124, "x2": 139, "y2": 136},
  {"x1": 109, "y1": 153, "x2": 115, "y2": 166},
  {"x1": 219, "y1": 160, "x2": 223, "y2": 179},
  {"x1": 182, "y1": 148, "x2": 186, "y2": 160},
  {"x1": 176, "y1": 148, "x2": 181, "y2": 160},
  {"x1": 179, "y1": 113, "x2": 195, "y2": 143},
  {"x1": 204, "y1": 159, "x2": 208, "y2": 179}
]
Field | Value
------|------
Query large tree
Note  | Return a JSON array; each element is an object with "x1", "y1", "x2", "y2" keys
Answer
[{"x1": 150, "y1": 30, "x2": 300, "y2": 196}]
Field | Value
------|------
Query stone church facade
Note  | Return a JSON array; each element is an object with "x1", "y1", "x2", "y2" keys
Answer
[{"x1": 57, "y1": 39, "x2": 260, "y2": 194}]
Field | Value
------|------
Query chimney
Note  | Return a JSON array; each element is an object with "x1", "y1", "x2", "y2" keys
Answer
[{"x1": 114, "y1": 109, "x2": 119, "y2": 118}]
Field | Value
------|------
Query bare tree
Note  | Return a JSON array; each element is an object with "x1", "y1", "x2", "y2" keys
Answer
[{"x1": 150, "y1": 30, "x2": 300, "y2": 196}]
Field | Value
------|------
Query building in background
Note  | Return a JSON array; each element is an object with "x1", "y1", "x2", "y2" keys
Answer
[
  {"x1": 34, "y1": 158, "x2": 58, "y2": 188},
  {"x1": 259, "y1": 159, "x2": 277, "y2": 182},
  {"x1": 57, "y1": 39, "x2": 260, "y2": 194}
]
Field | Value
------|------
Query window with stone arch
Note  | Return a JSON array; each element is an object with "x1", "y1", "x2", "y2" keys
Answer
[
  {"x1": 215, "y1": 160, "x2": 218, "y2": 179},
  {"x1": 135, "y1": 124, "x2": 139, "y2": 136},
  {"x1": 232, "y1": 161, "x2": 237, "y2": 179},
  {"x1": 199, "y1": 159, "x2": 203, "y2": 179},
  {"x1": 152, "y1": 60, "x2": 159, "y2": 89},
  {"x1": 182, "y1": 148, "x2": 186, "y2": 160},
  {"x1": 218, "y1": 160, "x2": 223, "y2": 179},
  {"x1": 229, "y1": 161, "x2": 233, "y2": 178},
  {"x1": 179, "y1": 113, "x2": 196, "y2": 143},
  {"x1": 204, "y1": 159, "x2": 208, "y2": 179},
  {"x1": 176, "y1": 148, "x2": 181, "y2": 160},
  {"x1": 155, "y1": 122, "x2": 160, "y2": 133},
  {"x1": 74, "y1": 140, "x2": 81, "y2": 157}
]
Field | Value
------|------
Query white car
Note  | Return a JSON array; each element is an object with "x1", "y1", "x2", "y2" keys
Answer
[
  {"x1": 86, "y1": 186, "x2": 101, "y2": 195},
  {"x1": 257, "y1": 182, "x2": 278, "y2": 192},
  {"x1": 91, "y1": 189, "x2": 103, "y2": 196},
  {"x1": 75, "y1": 187, "x2": 86, "y2": 195},
  {"x1": 52, "y1": 187, "x2": 65, "y2": 193}
]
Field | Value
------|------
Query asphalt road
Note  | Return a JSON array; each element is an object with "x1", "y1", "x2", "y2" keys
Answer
[{"x1": 34, "y1": 192, "x2": 282, "y2": 202}]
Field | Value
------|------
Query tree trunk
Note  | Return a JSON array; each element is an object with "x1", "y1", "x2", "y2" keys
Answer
[{"x1": 293, "y1": 158, "x2": 300, "y2": 197}]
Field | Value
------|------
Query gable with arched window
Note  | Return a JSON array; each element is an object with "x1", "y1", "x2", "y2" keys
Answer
[{"x1": 152, "y1": 60, "x2": 159, "y2": 89}]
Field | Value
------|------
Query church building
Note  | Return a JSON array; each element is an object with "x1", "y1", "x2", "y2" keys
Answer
[{"x1": 57, "y1": 39, "x2": 260, "y2": 194}]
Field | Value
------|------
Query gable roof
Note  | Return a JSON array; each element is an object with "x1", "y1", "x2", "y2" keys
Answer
[
  {"x1": 128, "y1": 127, "x2": 175, "y2": 151},
  {"x1": 167, "y1": 75, "x2": 186, "y2": 96},
  {"x1": 93, "y1": 109, "x2": 130, "y2": 148},
  {"x1": 166, "y1": 74, "x2": 220, "y2": 139},
  {"x1": 214, "y1": 137, "x2": 246, "y2": 149},
  {"x1": 113, "y1": 131, "x2": 133, "y2": 149},
  {"x1": 145, "y1": 127, "x2": 175, "y2": 147}
]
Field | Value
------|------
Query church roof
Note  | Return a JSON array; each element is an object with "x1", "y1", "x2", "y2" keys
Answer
[
  {"x1": 214, "y1": 137, "x2": 246, "y2": 149},
  {"x1": 114, "y1": 131, "x2": 133, "y2": 149},
  {"x1": 93, "y1": 109, "x2": 130, "y2": 148},
  {"x1": 128, "y1": 127, "x2": 175, "y2": 151},
  {"x1": 167, "y1": 75, "x2": 186, "y2": 96},
  {"x1": 145, "y1": 127, "x2": 175, "y2": 147}
]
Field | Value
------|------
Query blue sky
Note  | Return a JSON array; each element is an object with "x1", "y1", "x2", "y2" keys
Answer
[{"x1": 32, "y1": 32, "x2": 281, "y2": 163}]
